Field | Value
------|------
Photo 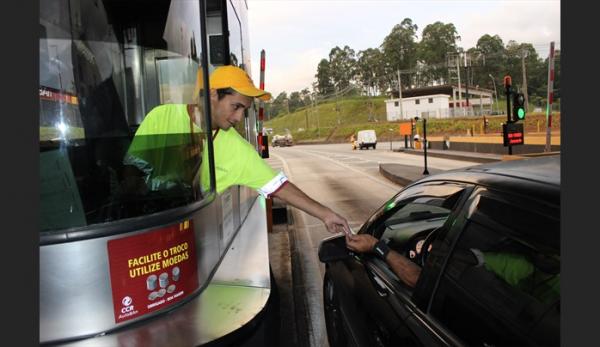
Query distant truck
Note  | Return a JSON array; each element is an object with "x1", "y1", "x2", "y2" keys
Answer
[{"x1": 355, "y1": 129, "x2": 377, "y2": 150}]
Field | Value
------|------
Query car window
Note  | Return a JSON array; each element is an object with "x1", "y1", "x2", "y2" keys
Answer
[
  {"x1": 368, "y1": 182, "x2": 469, "y2": 259},
  {"x1": 429, "y1": 191, "x2": 560, "y2": 347}
]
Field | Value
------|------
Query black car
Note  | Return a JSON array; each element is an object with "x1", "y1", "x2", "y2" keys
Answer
[{"x1": 319, "y1": 155, "x2": 560, "y2": 347}]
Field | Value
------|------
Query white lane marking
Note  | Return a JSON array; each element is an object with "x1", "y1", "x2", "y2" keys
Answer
[{"x1": 270, "y1": 152, "x2": 294, "y2": 180}]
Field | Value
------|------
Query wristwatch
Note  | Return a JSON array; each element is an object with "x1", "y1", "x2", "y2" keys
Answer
[{"x1": 372, "y1": 239, "x2": 390, "y2": 260}]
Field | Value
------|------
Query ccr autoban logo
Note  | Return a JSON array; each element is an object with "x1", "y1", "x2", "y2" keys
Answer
[{"x1": 119, "y1": 295, "x2": 138, "y2": 319}]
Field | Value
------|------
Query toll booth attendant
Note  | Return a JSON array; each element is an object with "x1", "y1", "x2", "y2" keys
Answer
[{"x1": 125, "y1": 66, "x2": 350, "y2": 235}]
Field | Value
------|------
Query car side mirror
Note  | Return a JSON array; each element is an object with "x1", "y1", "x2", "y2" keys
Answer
[{"x1": 318, "y1": 235, "x2": 351, "y2": 263}]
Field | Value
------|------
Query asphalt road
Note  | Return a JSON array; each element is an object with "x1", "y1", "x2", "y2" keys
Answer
[{"x1": 264, "y1": 143, "x2": 479, "y2": 347}]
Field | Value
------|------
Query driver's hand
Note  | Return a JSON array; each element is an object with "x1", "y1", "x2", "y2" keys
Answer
[{"x1": 346, "y1": 234, "x2": 378, "y2": 253}]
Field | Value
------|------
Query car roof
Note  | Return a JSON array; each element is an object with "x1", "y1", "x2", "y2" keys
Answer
[{"x1": 412, "y1": 155, "x2": 560, "y2": 205}]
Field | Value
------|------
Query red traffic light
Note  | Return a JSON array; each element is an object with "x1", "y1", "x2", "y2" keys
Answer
[{"x1": 503, "y1": 75, "x2": 512, "y2": 88}]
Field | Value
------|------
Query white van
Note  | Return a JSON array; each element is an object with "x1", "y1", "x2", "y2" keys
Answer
[{"x1": 356, "y1": 129, "x2": 377, "y2": 150}]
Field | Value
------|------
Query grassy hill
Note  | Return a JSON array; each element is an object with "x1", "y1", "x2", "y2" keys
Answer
[{"x1": 264, "y1": 96, "x2": 561, "y2": 143}]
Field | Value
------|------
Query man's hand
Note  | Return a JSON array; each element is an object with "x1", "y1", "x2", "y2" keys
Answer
[
  {"x1": 345, "y1": 234, "x2": 378, "y2": 253},
  {"x1": 273, "y1": 182, "x2": 351, "y2": 235},
  {"x1": 322, "y1": 209, "x2": 351, "y2": 235}
]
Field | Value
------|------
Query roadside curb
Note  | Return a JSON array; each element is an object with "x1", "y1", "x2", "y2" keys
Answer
[
  {"x1": 396, "y1": 148, "x2": 502, "y2": 163},
  {"x1": 379, "y1": 166, "x2": 413, "y2": 186},
  {"x1": 378, "y1": 163, "x2": 444, "y2": 187}
]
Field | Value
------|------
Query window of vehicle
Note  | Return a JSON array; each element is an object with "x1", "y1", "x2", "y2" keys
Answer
[
  {"x1": 40, "y1": 0, "x2": 212, "y2": 233},
  {"x1": 366, "y1": 182, "x2": 470, "y2": 262},
  {"x1": 429, "y1": 190, "x2": 560, "y2": 346}
]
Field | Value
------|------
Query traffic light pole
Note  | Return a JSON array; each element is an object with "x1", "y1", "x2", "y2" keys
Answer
[{"x1": 504, "y1": 77, "x2": 513, "y2": 155}]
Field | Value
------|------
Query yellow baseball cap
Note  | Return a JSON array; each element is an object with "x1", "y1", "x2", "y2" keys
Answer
[{"x1": 209, "y1": 65, "x2": 272, "y2": 101}]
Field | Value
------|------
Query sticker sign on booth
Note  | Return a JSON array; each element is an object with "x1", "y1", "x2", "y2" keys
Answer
[{"x1": 107, "y1": 220, "x2": 198, "y2": 323}]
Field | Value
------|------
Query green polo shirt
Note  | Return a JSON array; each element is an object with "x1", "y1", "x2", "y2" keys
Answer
[
  {"x1": 125, "y1": 104, "x2": 203, "y2": 191},
  {"x1": 201, "y1": 126, "x2": 281, "y2": 194},
  {"x1": 126, "y1": 104, "x2": 282, "y2": 195}
]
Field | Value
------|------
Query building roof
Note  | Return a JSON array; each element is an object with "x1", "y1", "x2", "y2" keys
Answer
[
  {"x1": 390, "y1": 84, "x2": 494, "y2": 99},
  {"x1": 384, "y1": 94, "x2": 449, "y2": 103}
]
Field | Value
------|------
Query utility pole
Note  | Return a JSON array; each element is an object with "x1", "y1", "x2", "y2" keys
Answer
[
  {"x1": 456, "y1": 54, "x2": 464, "y2": 117},
  {"x1": 368, "y1": 76, "x2": 374, "y2": 121},
  {"x1": 489, "y1": 74, "x2": 498, "y2": 114},
  {"x1": 545, "y1": 42, "x2": 555, "y2": 152},
  {"x1": 312, "y1": 93, "x2": 321, "y2": 139},
  {"x1": 464, "y1": 52, "x2": 470, "y2": 116},
  {"x1": 521, "y1": 49, "x2": 529, "y2": 111},
  {"x1": 305, "y1": 108, "x2": 308, "y2": 130},
  {"x1": 422, "y1": 118, "x2": 429, "y2": 175},
  {"x1": 335, "y1": 85, "x2": 340, "y2": 124},
  {"x1": 397, "y1": 70, "x2": 404, "y2": 119}
]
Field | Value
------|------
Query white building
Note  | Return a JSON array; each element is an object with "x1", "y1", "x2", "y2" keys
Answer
[
  {"x1": 385, "y1": 84, "x2": 495, "y2": 120},
  {"x1": 385, "y1": 94, "x2": 451, "y2": 120}
]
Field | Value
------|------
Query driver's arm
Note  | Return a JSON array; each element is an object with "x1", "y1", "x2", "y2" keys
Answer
[
  {"x1": 385, "y1": 248, "x2": 422, "y2": 288},
  {"x1": 346, "y1": 234, "x2": 422, "y2": 288}
]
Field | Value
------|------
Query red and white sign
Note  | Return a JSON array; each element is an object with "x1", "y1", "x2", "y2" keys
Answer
[
  {"x1": 39, "y1": 86, "x2": 79, "y2": 105},
  {"x1": 107, "y1": 220, "x2": 199, "y2": 323}
]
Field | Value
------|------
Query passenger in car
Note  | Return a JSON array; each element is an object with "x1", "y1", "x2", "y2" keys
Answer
[
  {"x1": 124, "y1": 65, "x2": 351, "y2": 235},
  {"x1": 470, "y1": 249, "x2": 560, "y2": 303}
]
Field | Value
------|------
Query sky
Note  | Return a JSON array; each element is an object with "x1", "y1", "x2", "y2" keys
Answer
[{"x1": 247, "y1": 0, "x2": 560, "y2": 97}]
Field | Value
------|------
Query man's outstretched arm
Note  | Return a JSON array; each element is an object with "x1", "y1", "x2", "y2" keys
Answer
[
  {"x1": 272, "y1": 181, "x2": 350, "y2": 235},
  {"x1": 346, "y1": 234, "x2": 422, "y2": 288}
]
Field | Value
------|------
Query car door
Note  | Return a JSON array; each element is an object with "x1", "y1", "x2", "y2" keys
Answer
[
  {"x1": 423, "y1": 186, "x2": 560, "y2": 347},
  {"x1": 350, "y1": 181, "x2": 473, "y2": 346}
]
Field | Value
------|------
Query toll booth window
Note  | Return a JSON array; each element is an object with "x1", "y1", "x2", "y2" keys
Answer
[{"x1": 40, "y1": 0, "x2": 213, "y2": 232}]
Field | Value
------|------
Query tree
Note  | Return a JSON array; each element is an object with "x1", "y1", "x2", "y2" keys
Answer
[
  {"x1": 474, "y1": 34, "x2": 506, "y2": 90},
  {"x1": 515, "y1": 43, "x2": 545, "y2": 107},
  {"x1": 328, "y1": 45, "x2": 357, "y2": 91},
  {"x1": 270, "y1": 92, "x2": 288, "y2": 118},
  {"x1": 504, "y1": 40, "x2": 523, "y2": 82},
  {"x1": 355, "y1": 48, "x2": 385, "y2": 95},
  {"x1": 381, "y1": 18, "x2": 419, "y2": 88},
  {"x1": 300, "y1": 88, "x2": 312, "y2": 106},
  {"x1": 315, "y1": 59, "x2": 334, "y2": 96},
  {"x1": 288, "y1": 91, "x2": 303, "y2": 113},
  {"x1": 417, "y1": 21, "x2": 461, "y2": 84}
]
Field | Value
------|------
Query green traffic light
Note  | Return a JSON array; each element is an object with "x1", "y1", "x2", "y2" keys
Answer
[{"x1": 517, "y1": 108, "x2": 525, "y2": 119}]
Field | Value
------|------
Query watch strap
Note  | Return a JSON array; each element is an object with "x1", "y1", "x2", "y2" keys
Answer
[{"x1": 373, "y1": 239, "x2": 390, "y2": 260}]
